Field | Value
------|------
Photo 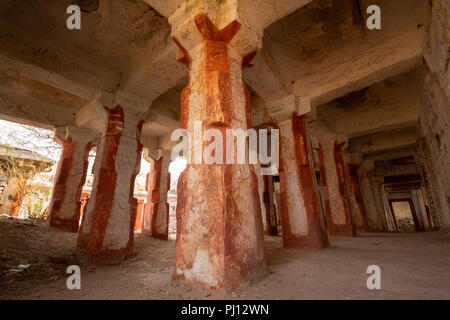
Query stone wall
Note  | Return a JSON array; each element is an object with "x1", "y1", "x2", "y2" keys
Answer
[{"x1": 417, "y1": 0, "x2": 450, "y2": 230}]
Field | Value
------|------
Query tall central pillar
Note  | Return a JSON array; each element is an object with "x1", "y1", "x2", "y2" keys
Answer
[{"x1": 169, "y1": 1, "x2": 266, "y2": 290}]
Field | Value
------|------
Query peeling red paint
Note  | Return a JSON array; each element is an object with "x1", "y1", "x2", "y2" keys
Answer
[
  {"x1": 242, "y1": 51, "x2": 257, "y2": 68},
  {"x1": 142, "y1": 156, "x2": 170, "y2": 240},
  {"x1": 316, "y1": 141, "x2": 355, "y2": 236},
  {"x1": 47, "y1": 137, "x2": 79, "y2": 232},
  {"x1": 171, "y1": 13, "x2": 266, "y2": 291},
  {"x1": 278, "y1": 115, "x2": 329, "y2": 249},
  {"x1": 76, "y1": 105, "x2": 141, "y2": 264},
  {"x1": 75, "y1": 142, "x2": 93, "y2": 227},
  {"x1": 332, "y1": 142, "x2": 355, "y2": 236},
  {"x1": 76, "y1": 106, "x2": 123, "y2": 263},
  {"x1": 127, "y1": 135, "x2": 143, "y2": 251},
  {"x1": 134, "y1": 199, "x2": 145, "y2": 231},
  {"x1": 194, "y1": 13, "x2": 241, "y2": 42},
  {"x1": 315, "y1": 145, "x2": 333, "y2": 232}
]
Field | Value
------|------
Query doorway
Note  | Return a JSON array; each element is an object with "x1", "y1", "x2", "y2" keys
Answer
[{"x1": 388, "y1": 198, "x2": 421, "y2": 232}]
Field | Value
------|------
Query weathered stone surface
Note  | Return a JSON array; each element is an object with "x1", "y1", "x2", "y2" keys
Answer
[
  {"x1": 316, "y1": 143, "x2": 354, "y2": 236},
  {"x1": 277, "y1": 115, "x2": 328, "y2": 248},
  {"x1": 142, "y1": 150, "x2": 171, "y2": 239},
  {"x1": 309, "y1": 121, "x2": 355, "y2": 236},
  {"x1": 417, "y1": 0, "x2": 450, "y2": 230},
  {"x1": 170, "y1": 6, "x2": 266, "y2": 290},
  {"x1": 76, "y1": 92, "x2": 148, "y2": 264},
  {"x1": 48, "y1": 126, "x2": 95, "y2": 233},
  {"x1": 134, "y1": 199, "x2": 145, "y2": 232},
  {"x1": 346, "y1": 163, "x2": 368, "y2": 231}
]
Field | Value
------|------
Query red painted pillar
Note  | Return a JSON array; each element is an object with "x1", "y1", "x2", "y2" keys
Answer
[
  {"x1": 48, "y1": 127, "x2": 94, "y2": 232},
  {"x1": 278, "y1": 114, "x2": 329, "y2": 249},
  {"x1": 346, "y1": 163, "x2": 369, "y2": 231},
  {"x1": 79, "y1": 192, "x2": 90, "y2": 226},
  {"x1": 316, "y1": 141, "x2": 355, "y2": 236},
  {"x1": 170, "y1": 11, "x2": 266, "y2": 290},
  {"x1": 142, "y1": 152, "x2": 171, "y2": 239},
  {"x1": 76, "y1": 101, "x2": 147, "y2": 264},
  {"x1": 134, "y1": 199, "x2": 145, "y2": 231}
]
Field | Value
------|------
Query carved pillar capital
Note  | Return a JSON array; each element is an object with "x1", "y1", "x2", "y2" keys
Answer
[{"x1": 169, "y1": 0, "x2": 262, "y2": 63}]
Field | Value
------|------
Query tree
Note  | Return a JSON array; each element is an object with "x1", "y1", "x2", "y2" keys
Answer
[
  {"x1": 0, "y1": 120, "x2": 59, "y2": 218},
  {"x1": 0, "y1": 146, "x2": 53, "y2": 217}
]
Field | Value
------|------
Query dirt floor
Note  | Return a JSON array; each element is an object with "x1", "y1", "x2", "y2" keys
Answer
[{"x1": 0, "y1": 216, "x2": 449, "y2": 300}]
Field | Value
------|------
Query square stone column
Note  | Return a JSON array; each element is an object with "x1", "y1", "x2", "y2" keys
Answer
[
  {"x1": 169, "y1": 1, "x2": 266, "y2": 290},
  {"x1": 48, "y1": 126, "x2": 96, "y2": 232},
  {"x1": 316, "y1": 140, "x2": 355, "y2": 236},
  {"x1": 142, "y1": 149, "x2": 171, "y2": 240},
  {"x1": 76, "y1": 91, "x2": 149, "y2": 264},
  {"x1": 277, "y1": 114, "x2": 328, "y2": 248},
  {"x1": 134, "y1": 199, "x2": 145, "y2": 232},
  {"x1": 342, "y1": 152, "x2": 369, "y2": 231},
  {"x1": 346, "y1": 162, "x2": 369, "y2": 231},
  {"x1": 358, "y1": 160, "x2": 388, "y2": 231},
  {"x1": 309, "y1": 120, "x2": 355, "y2": 237},
  {"x1": 263, "y1": 173, "x2": 278, "y2": 236},
  {"x1": 253, "y1": 161, "x2": 268, "y2": 233}
]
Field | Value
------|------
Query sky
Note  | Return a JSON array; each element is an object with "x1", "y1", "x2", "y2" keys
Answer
[{"x1": 0, "y1": 119, "x2": 61, "y2": 161}]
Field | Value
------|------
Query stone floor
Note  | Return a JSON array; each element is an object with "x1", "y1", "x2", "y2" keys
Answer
[{"x1": 0, "y1": 217, "x2": 449, "y2": 300}]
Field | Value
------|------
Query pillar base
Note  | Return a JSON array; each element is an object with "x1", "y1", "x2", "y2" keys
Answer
[
  {"x1": 48, "y1": 215, "x2": 80, "y2": 233},
  {"x1": 172, "y1": 165, "x2": 267, "y2": 291}
]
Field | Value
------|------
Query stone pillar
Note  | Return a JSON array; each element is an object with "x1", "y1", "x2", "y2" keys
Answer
[
  {"x1": 263, "y1": 174, "x2": 278, "y2": 236},
  {"x1": 169, "y1": 2, "x2": 266, "y2": 290},
  {"x1": 134, "y1": 199, "x2": 145, "y2": 232},
  {"x1": 142, "y1": 149, "x2": 171, "y2": 240},
  {"x1": 76, "y1": 91, "x2": 148, "y2": 264},
  {"x1": 48, "y1": 127, "x2": 95, "y2": 232},
  {"x1": 417, "y1": 0, "x2": 450, "y2": 230},
  {"x1": 79, "y1": 192, "x2": 89, "y2": 223},
  {"x1": 315, "y1": 139, "x2": 355, "y2": 236},
  {"x1": 273, "y1": 180, "x2": 281, "y2": 228},
  {"x1": 359, "y1": 161, "x2": 382, "y2": 231},
  {"x1": 254, "y1": 162, "x2": 267, "y2": 232},
  {"x1": 277, "y1": 115, "x2": 328, "y2": 248},
  {"x1": 370, "y1": 175, "x2": 389, "y2": 231},
  {"x1": 345, "y1": 159, "x2": 369, "y2": 231}
]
